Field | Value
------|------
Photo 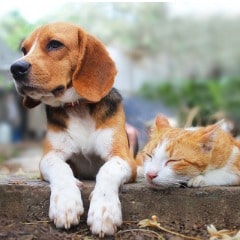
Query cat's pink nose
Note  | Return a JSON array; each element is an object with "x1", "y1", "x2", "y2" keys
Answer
[{"x1": 146, "y1": 172, "x2": 158, "y2": 180}]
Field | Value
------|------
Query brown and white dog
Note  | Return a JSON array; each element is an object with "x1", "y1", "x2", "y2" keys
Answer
[{"x1": 10, "y1": 22, "x2": 137, "y2": 237}]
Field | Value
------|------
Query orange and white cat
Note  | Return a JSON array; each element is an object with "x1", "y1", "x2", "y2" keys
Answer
[{"x1": 138, "y1": 115, "x2": 240, "y2": 188}]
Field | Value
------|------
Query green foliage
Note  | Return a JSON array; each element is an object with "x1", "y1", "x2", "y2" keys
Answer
[
  {"x1": 0, "y1": 3, "x2": 167, "y2": 54},
  {"x1": 221, "y1": 78, "x2": 240, "y2": 123},
  {"x1": 0, "y1": 11, "x2": 36, "y2": 50},
  {"x1": 2, "y1": 3, "x2": 240, "y2": 76},
  {"x1": 43, "y1": 3, "x2": 167, "y2": 54},
  {"x1": 139, "y1": 78, "x2": 240, "y2": 128}
]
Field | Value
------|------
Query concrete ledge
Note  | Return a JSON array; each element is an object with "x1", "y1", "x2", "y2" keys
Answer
[{"x1": 1, "y1": 175, "x2": 240, "y2": 231}]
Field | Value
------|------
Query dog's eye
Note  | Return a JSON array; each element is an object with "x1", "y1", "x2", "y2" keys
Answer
[
  {"x1": 21, "y1": 47, "x2": 27, "y2": 55},
  {"x1": 46, "y1": 40, "x2": 64, "y2": 51}
]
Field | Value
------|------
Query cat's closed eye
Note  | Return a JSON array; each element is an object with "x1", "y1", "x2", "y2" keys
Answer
[
  {"x1": 145, "y1": 153, "x2": 152, "y2": 160},
  {"x1": 165, "y1": 159, "x2": 182, "y2": 166}
]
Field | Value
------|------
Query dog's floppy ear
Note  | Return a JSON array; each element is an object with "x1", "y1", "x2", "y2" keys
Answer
[
  {"x1": 23, "y1": 96, "x2": 41, "y2": 108},
  {"x1": 73, "y1": 31, "x2": 117, "y2": 102}
]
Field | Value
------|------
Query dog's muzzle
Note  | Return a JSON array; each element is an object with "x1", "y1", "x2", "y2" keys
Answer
[{"x1": 10, "y1": 60, "x2": 31, "y2": 82}]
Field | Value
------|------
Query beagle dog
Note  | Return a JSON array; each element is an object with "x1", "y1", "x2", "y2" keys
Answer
[{"x1": 10, "y1": 22, "x2": 137, "y2": 237}]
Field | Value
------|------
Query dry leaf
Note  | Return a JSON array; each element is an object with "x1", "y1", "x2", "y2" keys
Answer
[
  {"x1": 207, "y1": 224, "x2": 239, "y2": 240},
  {"x1": 138, "y1": 215, "x2": 202, "y2": 240}
]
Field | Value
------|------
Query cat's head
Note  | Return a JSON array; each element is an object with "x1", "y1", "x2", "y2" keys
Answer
[{"x1": 142, "y1": 115, "x2": 222, "y2": 188}]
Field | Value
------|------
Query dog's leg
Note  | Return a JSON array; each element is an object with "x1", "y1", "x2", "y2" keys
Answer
[
  {"x1": 87, "y1": 156, "x2": 133, "y2": 237},
  {"x1": 40, "y1": 150, "x2": 84, "y2": 229}
]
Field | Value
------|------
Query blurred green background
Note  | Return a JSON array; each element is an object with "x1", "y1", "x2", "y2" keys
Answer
[{"x1": 1, "y1": 1, "x2": 240, "y2": 150}]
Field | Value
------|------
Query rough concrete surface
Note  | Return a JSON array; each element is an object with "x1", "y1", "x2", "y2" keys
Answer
[{"x1": 0, "y1": 174, "x2": 240, "y2": 233}]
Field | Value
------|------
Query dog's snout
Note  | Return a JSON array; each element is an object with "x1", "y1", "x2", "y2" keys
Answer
[{"x1": 10, "y1": 60, "x2": 31, "y2": 80}]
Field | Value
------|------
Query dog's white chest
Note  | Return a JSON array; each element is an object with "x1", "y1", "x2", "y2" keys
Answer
[
  {"x1": 67, "y1": 114, "x2": 96, "y2": 148},
  {"x1": 47, "y1": 113, "x2": 114, "y2": 161}
]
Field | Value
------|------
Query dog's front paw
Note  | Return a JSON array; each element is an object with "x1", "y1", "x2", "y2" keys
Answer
[
  {"x1": 49, "y1": 180, "x2": 84, "y2": 229},
  {"x1": 188, "y1": 175, "x2": 206, "y2": 187},
  {"x1": 87, "y1": 191, "x2": 122, "y2": 237}
]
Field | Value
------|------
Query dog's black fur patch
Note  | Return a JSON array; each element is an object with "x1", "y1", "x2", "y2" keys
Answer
[
  {"x1": 90, "y1": 88, "x2": 122, "y2": 122},
  {"x1": 46, "y1": 106, "x2": 68, "y2": 129},
  {"x1": 45, "y1": 88, "x2": 122, "y2": 130}
]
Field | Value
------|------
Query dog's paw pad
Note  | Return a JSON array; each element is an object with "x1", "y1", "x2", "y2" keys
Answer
[
  {"x1": 49, "y1": 185, "x2": 84, "y2": 229},
  {"x1": 87, "y1": 192, "x2": 122, "y2": 237}
]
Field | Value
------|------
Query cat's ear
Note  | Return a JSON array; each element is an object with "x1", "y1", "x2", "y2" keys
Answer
[
  {"x1": 155, "y1": 114, "x2": 171, "y2": 130},
  {"x1": 203, "y1": 120, "x2": 224, "y2": 139},
  {"x1": 215, "y1": 119, "x2": 226, "y2": 131},
  {"x1": 200, "y1": 123, "x2": 222, "y2": 152}
]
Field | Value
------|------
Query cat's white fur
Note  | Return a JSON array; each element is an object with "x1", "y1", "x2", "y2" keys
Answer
[{"x1": 143, "y1": 121, "x2": 240, "y2": 188}]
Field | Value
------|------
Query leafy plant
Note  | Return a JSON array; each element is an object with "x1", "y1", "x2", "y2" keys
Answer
[{"x1": 139, "y1": 78, "x2": 240, "y2": 132}]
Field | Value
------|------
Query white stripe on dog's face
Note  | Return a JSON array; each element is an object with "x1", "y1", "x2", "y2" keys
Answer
[{"x1": 25, "y1": 35, "x2": 39, "y2": 57}]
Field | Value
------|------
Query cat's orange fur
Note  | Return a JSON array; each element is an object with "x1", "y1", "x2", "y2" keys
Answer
[{"x1": 138, "y1": 115, "x2": 240, "y2": 188}]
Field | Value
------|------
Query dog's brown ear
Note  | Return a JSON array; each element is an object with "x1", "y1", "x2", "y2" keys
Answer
[
  {"x1": 23, "y1": 96, "x2": 41, "y2": 108},
  {"x1": 73, "y1": 32, "x2": 117, "y2": 102}
]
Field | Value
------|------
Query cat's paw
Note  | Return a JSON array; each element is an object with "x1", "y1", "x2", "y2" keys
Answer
[{"x1": 187, "y1": 175, "x2": 206, "y2": 187}]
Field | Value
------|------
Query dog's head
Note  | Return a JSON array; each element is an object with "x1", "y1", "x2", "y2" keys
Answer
[{"x1": 10, "y1": 22, "x2": 117, "y2": 108}]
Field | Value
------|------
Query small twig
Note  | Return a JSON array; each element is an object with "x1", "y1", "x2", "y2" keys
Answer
[
  {"x1": 75, "y1": 228, "x2": 90, "y2": 235},
  {"x1": 20, "y1": 220, "x2": 51, "y2": 225},
  {"x1": 115, "y1": 228, "x2": 165, "y2": 239},
  {"x1": 138, "y1": 215, "x2": 203, "y2": 240},
  {"x1": 122, "y1": 220, "x2": 139, "y2": 224}
]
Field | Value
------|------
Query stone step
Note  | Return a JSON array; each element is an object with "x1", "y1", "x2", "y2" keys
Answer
[{"x1": 0, "y1": 175, "x2": 240, "y2": 233}]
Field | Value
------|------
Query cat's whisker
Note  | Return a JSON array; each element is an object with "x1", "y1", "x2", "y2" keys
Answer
[{"x1": 151, "y1": 178, "x2": 188, "y2": 188}]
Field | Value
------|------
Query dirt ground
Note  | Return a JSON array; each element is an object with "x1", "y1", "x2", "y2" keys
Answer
[
  {"x1": 1, "y1": 144, "x2": 239, "y2": 240},
  {"x1": 0, "y1": 217, "x2": 212, "y2": 240}
]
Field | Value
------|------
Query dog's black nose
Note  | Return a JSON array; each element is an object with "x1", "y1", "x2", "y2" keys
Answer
[{"x1": 10, "y1": 60, "x2": 31, "y2": 80}]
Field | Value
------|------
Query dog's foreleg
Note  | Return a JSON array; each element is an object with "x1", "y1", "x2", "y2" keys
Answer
[
  {"x1": 87, "y1": 156, "x2": 132, "y2": 237},
  {"x1": 40, "y1": 150, "x2": 84, "y2": 229}
]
